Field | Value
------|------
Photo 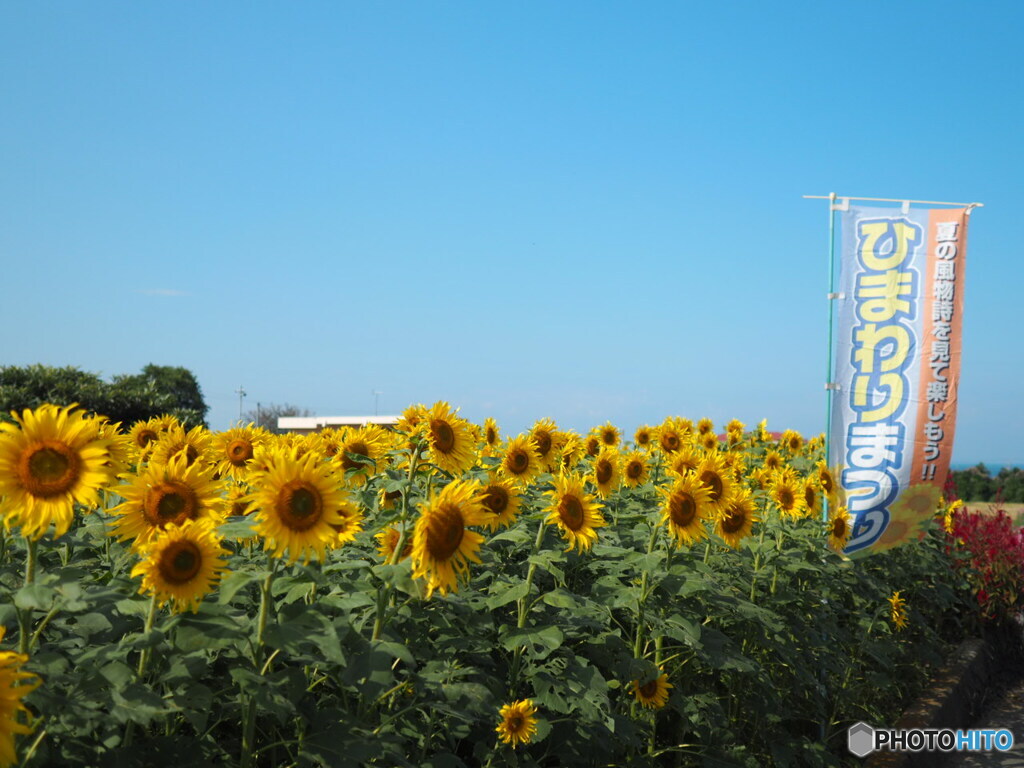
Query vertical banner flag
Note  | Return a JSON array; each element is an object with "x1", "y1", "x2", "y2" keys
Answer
[{"x1": 831, "y1": 204, "x2": 971, "y2": 556}]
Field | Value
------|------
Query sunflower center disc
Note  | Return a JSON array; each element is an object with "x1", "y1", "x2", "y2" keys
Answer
[
  {"x1": 662, "y1": 434, "x2": 679, "y2": 452},
  {"x1": 778, "y1": 489, "x2": 795, "y2": 510},
  {"x1": 342, "y1": 442, "x2": 369, "y2": 471},
  {"x1": 146, "y1": 482, "x2": 199, "y2": 526},
  {"x1": 137, "y1": 429, "x2": 158, "y2": 448},
  {"x1": 483, "y1": 487, "x2": 509, "y2": 515},
  {"x1": 279, "y1": 483, "x2": 323, "y2": 531},
  {"x1": 804, "y1": 487, "x2": 816, "y2": 508},
  {"x1": 670, "y1": 493, "x2": 696, "y2": 527},
  {"x1": 228, "y1": 439, "x2": 253, "y2": 465},
  {"x1": 721, "y1": 507, "x2": 746, "y2": 534},
  {"x1": 639, "y1": 679, "x2": 659, "y2": 698},
  {"x1": 426, "y1": 505, "x2": 464, "y2": 560},
  {"x1": 700, "y1": 471, "x2": 723, "y2": 501},
  {"x1": 595, "y1": 461, "x2": 612, "y2": 485},
  {"x1": 832, "y1": 518, "x2": 846, "y2": 537},
  {"x1": 508, "y1": 450, "x2": 529, "y2": 474},
  {"x1": 534, "y1": 432, "x2": 551, "y2": 456},
  {"x1": 486, "y1": 428, "x2": 497, "y2": 445},
  {"x1": 22, "y1": 442, "x2": 80, "y2": 497},
  {"x1": 627, "y1": 462, "x2": 643, "y2": 480},
  {"x1": 431, "y1": 420, "x2": 456, "y2": 453},
  {"x1": 159, "y1": 542, "x2": 202, "y2": 584},
  {"x1": 559, "y1": 496, "x2": 585, "y2": 531}
]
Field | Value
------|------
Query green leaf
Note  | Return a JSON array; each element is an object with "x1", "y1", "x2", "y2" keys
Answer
[
  {"x1": 541, "y1": 589, "x2": 579, "y2": 609},
  {"x1": 500, "y1": 625, "x2": 564, "y2": 656},
  {"x1": 218, "y1": 570, "x2": 259, "y2": 603},
  {"x1": 15, "y1": 584, "x2": 55, "y2": 611},
  {"x1": 217, "y1": 517, "x2": 257, "y2": 540},
  {"x1": 485, "y1": 580, "x2": 530, "y2": 610}
]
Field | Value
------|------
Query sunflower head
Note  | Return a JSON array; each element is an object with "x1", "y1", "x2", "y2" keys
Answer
[
  {"x1": 375, "y1": 524, "x2": 412, "y2": 562},
  {"x1": 630, "y1": 670, "x2": 673, "y2": 710},
  {"x1": 109, "y1": 453, "x2": 226, "y2": 549},
  {"x1": 583, "y1": 435, "x2": 602, "y2": 457},
  {"x1": 478, "y1": 476, "x2": 521, "y2": 532},
  {"x1": 495, "y1": 699, "x2": 538, "y2": 749},
  {"x1": 621, "y1": 451, "x2": 649, "y2": 488},
  {"x1": 695, "y1": 453, "x2": 734, "y2": 515},
  {"x1": 827, "y1": 506, "x2": 852, "y2": 552},
  {"x1": 248, "y1": 447, "x2": 352, "y2": 564},
  {"x1": 130, "y1": 518, "x2": 230, "y2": 613},
  {"x1": 423, "y1": 402, "x2": 478, "y2": 475},
  {"x1": 0, "y1": 403, "x2": 121, "y2": 540},
  {"x1": 633, "y1": 425, "x2": 654, "y2": 451},
  {"x1": 716, "y1": 488, "x2": 758, "y2": 549},
  {"x1": 411, "y1": 480, "x2": 488, "y2": 598},
  {"x1": 595, "y1": 422, "x2": 620, "y2": 448},
  {"x1": 545, "y1": 473, "x2": 606, "y2": 553},
  {"x1": 889, "y1": 591, "x2": 909, "y2": 631},
  {"x1": 660, "y1": 474, "x2": 712, "y2": 547},
  {"x1": 591, "y1": 448, "x2": 621, "y2": 499},
  {"x1": 481, "y1": 417, "x2": 501, "y2": 455},
  {"x1": 696, "y1": 418, "x2": 714, "y2": 436},
  {"x1": 500, "y1": 434, "x2": 543, "y2": 486},
  {"x1": 212, "y1": 425, "x2": 268, "y2": 481}
]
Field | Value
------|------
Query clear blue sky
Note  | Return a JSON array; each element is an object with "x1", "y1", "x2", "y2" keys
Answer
[{"x1": 3, "y1": 2, "x2": 1022, "y2": 464}]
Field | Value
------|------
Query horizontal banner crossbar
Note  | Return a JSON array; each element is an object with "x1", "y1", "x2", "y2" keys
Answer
[{"x1": 803, "y1": 194, "x2": 983, "y2": 208}]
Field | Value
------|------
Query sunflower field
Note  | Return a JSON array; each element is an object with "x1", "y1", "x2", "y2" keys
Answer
[{"x1": 0, "y1": 403, "x2": 974, "y2": 767}]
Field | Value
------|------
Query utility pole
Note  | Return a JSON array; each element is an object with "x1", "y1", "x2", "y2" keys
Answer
[
  {"x1": 235, "y1": 385, "x2": 247, "y2": 422},
  {"x1": 256, "y1": 401, "x2": 261, "y2": 429},
  {"x1": 373, "y1": 390, "x2": 381, "y2": 416}
]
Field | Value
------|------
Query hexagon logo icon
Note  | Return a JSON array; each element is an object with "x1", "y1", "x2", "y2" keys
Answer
[{"x1": 848, "y1": 722, "x2": 875, "y2": 757}]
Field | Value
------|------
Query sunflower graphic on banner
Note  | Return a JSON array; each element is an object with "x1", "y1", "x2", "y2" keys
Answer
[{"x1": 828, "y1": 201, "x2": 975, "y2": 556}]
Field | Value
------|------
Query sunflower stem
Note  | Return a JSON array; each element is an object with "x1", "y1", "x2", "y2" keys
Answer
[
  {"x1": 241, "y1": 561, "x2": 278, "y2": 768},
  {"x1": 372, "y1": 450, "x2": 420, "y2": 642},
  {"x1": 123, "y1": 592, "x2": 159, "y2": 749},
  {"x1": 17, "y1": 537, "x2": 39, "y2": 655},
  {"x1": 508, "y1": 517, "x2": 547, "y2": 696},
  {"x1": 748, "y1": 525, "x2": 767, "y2": 603}
]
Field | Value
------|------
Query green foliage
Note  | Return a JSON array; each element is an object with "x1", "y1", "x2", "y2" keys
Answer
[
  {"x1": 0, "y1": 363, "x2": 207, "y2": 428},
  {"x1": 951, "y1": 464, "x2": 1024, "y2": 503}
]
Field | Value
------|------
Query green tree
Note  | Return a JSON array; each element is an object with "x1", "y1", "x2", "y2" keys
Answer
[{"x1": 0, "y1": 363, "x2": 208, "y2": 428}]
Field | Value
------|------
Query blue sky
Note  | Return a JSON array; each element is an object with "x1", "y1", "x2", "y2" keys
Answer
[{"x1": 2, "y1": 2, "x2": 1022, "y2": 463}]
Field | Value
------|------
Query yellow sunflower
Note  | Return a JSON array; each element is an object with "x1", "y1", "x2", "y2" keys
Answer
[
  {"x1": 411, "y1": 479, "x2": 488, "y2": 598},
  {"x1": 211, "y1": 425, "x2": 267, "y2": 481},
  {"x1": 481, "y1": 417, "x2": 501, "y2": 456},
  {"x1": 665, "y1": 447, "x2": 701, "y2": 478},
  {"x1": 377, "y1": 485, "x2": 404, "y2": 513},
  {"x1": 545, "y1": 473, "x2": 606, "y2": 553},
  {"x1": 0, "y1": 403, "x2": 120, "y2": 540},
  {"x1": 330, "y1": 504, "x2": 364, "y2": 545},
  {"x1": 655, "y1": 419, "x2": 686, "y2": 455},
  {"x1": 395, "y1": 403, "x2": 428, "y2": 437},
  {"x1": 780, "y1": 430, "x2": 804, "y2": 453},
  {"x1": 334, "y1": 426, "x2": 388, "y2": 486},
  {"x1": 769, "y1": 473, "x2": 804, "y2": 520},
  {"x1": 889, "y1": 591, "x2": 909, "y2": 631},
  {"x1": 148, "y1": 424, "x2": 213, "y2": 469},
  {"x1": 225, "y1": 482, "x2": 253, "y2": 517},
  {"x1": 633, "y1": 425, "x2": 654, "y2": 452},
  {"x1": 596, "y1": 422, "x2": 621, "y2": 448},
  {"x1": 630, "y1": 670, "x2": 673, "y2": 710},
  {"x1": 0, "y1": 627, "x2": 40, "y2": 768},
  {"x1": 423, "y1": 402, "x2": 478, "y2": 475},
  {"x1": 695, "y1": 453, "x2": 734, "y2": 516},
  {"x1": 699, "y1": 431, "x2": 720, "y2": 451},
  {"x1": 827, "y1": 505, "x2": 852, "y2": 552},
  {"x1": 530, "y1": 418, "x2": 563, "y2": 472},
  {"x1": 558, "y1": 432, "x2": 584, "y2": 472},
  {"x1": 583, "y1": 435, "x2": 602, "y2": 458},
  {"x1": 247, "y1": 447, "x2": 352, "y2": 564},
  {"x1": 499, "y1": 434, "x2": 543, "y2": 487},
  {"x1": 591, "y1": 448, "x2": 621, "y2": 499},
  {"x1": 802, "y1": 478, "x2": 822, "y2": 520},
  {"x1": 621, "y1": 450, "x2": 650, "y2": 488},
  {"x1": 108, "y1": 453, "x2": 225, "y2": 548},
  {"x1": 716, "y1": 488, "x2": 758, "y2": 549},
  {"x1": 762, "y1": 450, "x2": 784, "y2": 473},
  {"x1": 696, "y1": 417, "x2": 714, "y2": 436},
  {"x1": 478, "y1": 476, "x2": 521, "y2": 532},
  {"x1": 127, "y1": 417, "x2": 166, "y2": 461},
  {"x1": 660, "y1": 474, "x2": 713, "y2": 547},
  {"x1": 495, "y1": 699, "x2": 538, "y2": 749},
  {"x1": 131, "y1": 518, "x2": 229, "y2": 613},
  {"x1": 815, "y1": 460, "x2": 836, "y2": 498},
  {"x1": 375, "y1": 525, "x2": 412, "y2": 562}
]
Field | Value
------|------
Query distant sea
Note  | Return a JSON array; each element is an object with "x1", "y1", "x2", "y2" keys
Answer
[{"x1": 950, "y1": 463, "x2": 1021, "y2": 474}]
